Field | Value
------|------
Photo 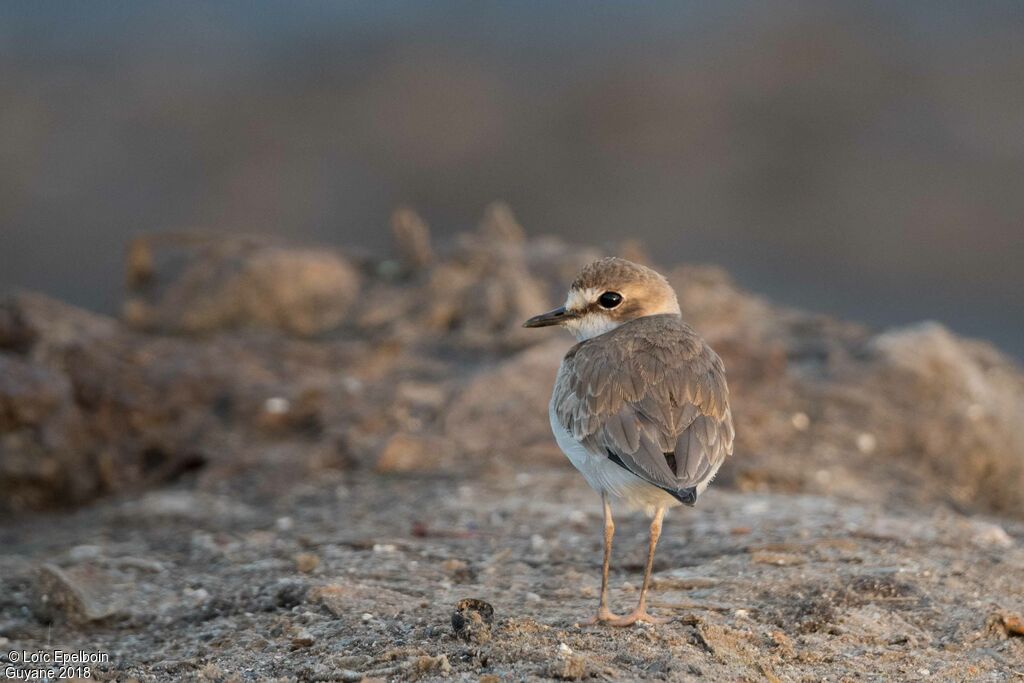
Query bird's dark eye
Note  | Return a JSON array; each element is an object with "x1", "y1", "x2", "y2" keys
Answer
[{"x1": 598, "y1": 291, "x2": 623, "y2": 309}]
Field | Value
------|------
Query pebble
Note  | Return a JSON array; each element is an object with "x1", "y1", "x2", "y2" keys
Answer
[
  {"x1": 32, "y1": 563, "x2": 123, "y2": 625},
  {"x1": 971, "y1": 521, "x2": 1013, "y2": 548},
  {"x1": 294, "y1": 552, "x2": 320, "y2": 573},
  {"x1": 68, "y1": 545, "x2": 103, "y2": 562},
  {"x1": 264, "y1": 397, "x2": 290, "y2": 415},
  {"x1": 451, "y1": 598, "x2": 494, "y2": 643},
  {"x1": 113, "y1": 556, "x2": 165, "y2": 573},
  {"x1": 856, "y1": 432, "x2": 877, "y2": 454},
  {"x1": 414, "y1": 654, "x2": 452, "y2": 676},
  {"x1": 441, "y1": 558, "x2": 475, "y2": 583},
  {"x1": 291, "y1": 629, "x2": 315, "y2": 649}
]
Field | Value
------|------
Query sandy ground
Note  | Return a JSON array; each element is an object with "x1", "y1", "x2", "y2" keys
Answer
[{"x1": 2, "y1": 466, "x2": 1022, "y2": 682}]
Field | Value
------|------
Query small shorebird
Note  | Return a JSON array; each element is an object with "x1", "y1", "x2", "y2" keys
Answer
[{"x1": 524, "y1": 257, "x2": 734, "y2": 626}]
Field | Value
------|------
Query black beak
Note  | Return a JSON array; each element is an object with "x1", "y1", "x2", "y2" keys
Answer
[{"x1": 523, "y1": 306, "x2": 574, "y2": 328}]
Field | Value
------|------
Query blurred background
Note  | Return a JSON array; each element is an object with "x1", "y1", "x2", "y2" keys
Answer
[
  {"x1": 3, "y1": 5, "x2": 1024, "y2": 677},
  {"x1": 1, "y1": 0, "x2": 1022, "y2": 356}
]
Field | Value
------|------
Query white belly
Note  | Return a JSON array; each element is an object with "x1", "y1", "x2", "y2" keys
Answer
[{"x1": 549, "y1": 401, "x2": 682, "y2": 515}]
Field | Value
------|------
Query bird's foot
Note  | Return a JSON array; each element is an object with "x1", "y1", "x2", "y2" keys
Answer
[
  {"x1": 607, "y1": 607, "x2": 668, "y2": 626},
  {"x1": 580, "y1": 607, "x2": 622, "y2": 626}
]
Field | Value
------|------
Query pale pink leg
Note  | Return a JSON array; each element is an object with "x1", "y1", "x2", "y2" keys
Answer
[
  {"x1": 582, "y1": 492, "x2": 621, "y2": 625},
  {"x1": 610, "y1": 505, "x2": 668, "y2": 626}
]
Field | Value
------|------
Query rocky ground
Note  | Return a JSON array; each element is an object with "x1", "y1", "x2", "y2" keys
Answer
[
  {"x1": 2, "y1": 205, "x2": 1023, "y2": 681},
  {"x1": 2, "y1": 469, "x2": 1022, "y2": 682}
]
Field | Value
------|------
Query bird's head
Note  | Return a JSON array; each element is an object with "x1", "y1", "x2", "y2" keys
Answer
[{"x1": 523, "y1": 257, "x2": 680, "y2": 340}]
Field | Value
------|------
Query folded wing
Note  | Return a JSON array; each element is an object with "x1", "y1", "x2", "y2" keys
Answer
[{"x1": 552, "y1": 315, "x2": 734, "y2": 502}]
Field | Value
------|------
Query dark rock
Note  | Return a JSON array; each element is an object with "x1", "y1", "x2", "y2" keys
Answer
[{"x1": 451, "y1": 598, "x2": 494, "y2": 643}]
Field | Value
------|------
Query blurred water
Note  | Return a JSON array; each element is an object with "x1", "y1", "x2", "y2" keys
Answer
[{"x1": 2, "y1": 1, "x2": 1022, "y2": 356}]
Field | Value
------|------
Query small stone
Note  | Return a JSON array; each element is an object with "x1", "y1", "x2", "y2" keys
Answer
[
  {"x1": 558, "y1": 642, "x2": 573, "y2": 655},
  {"x1": 971, "y1": 521, "x2": 1013, "y2": 548},
  {"x1": 567, "y1": 509, "x2": 587, "y2": 524},
  {"x1": 198, "y1": 663, "x2": 225, "y2": 681},
  {"x1": 987, "y1": 611, "x2": 1024, "y2": 637},
  {"x1": 263, "y1": 397, "x2": 290, "y2": 415},
  {"x1": 791, "y1": 412, "x2": 810, "y2": 431},
  {"x1": 275, "y1": 517, "x2": 294, "y2": 532},
  {"x1": 375, "y1": 433, "x2": 424, "y2": 473},
  {"x1": 442, "y1": 558, "x2": 476, "y2": 584},
  {"x1": 751, "y1": 551, "x2": 806, "y2": 566},
  {"x1": 32, "y1": 563, "x2": 124, "y2": 625},
  {"x1": 112, "y1": 556, "x2": 165, "y2": 573},
  {"x1": 451, "y1": 598, "x2": 494, "y2": 643},
  {"x1": 294, "y1": 553, "x2": 320, "y2": 574},
  {"x1": 414, "y1": 654, "x2": 452, "y2": 676},
  {"x1": 548, "y1": 654, "x2": 588, "y2": 680},
  {"x1": 341, "y1": 376, "x2": 363, "y2": 393},
  {"x1": 291, "y1": 629, "x2": 315, "y2": 649},
  {"x1": 856, "y1": 432, "x2": 877, "y2": 454},
  {"x1": 361, "y1": 612, "x2": 373, "y2": 622},
  {"x1": 68, "y1": 545, "x2": 103, "y2": 562}
]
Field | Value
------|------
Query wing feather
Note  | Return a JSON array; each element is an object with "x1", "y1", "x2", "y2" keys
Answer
[{"x1": 552, "y1": 315, "x2": 734, "y2": 500}]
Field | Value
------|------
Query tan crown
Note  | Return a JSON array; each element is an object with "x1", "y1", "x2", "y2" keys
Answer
[{"x1": 563, "y1": 258, "x2": 680, "y2": 340}]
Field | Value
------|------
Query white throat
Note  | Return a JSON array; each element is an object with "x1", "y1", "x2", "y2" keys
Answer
[{"x1": 565, "y1": 314, "x2": 621, "y2": 341}]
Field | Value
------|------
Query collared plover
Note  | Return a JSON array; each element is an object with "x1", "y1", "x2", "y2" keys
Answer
[{"x1": 524, "y1": 257, "x2": 734, "y2": 626}]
